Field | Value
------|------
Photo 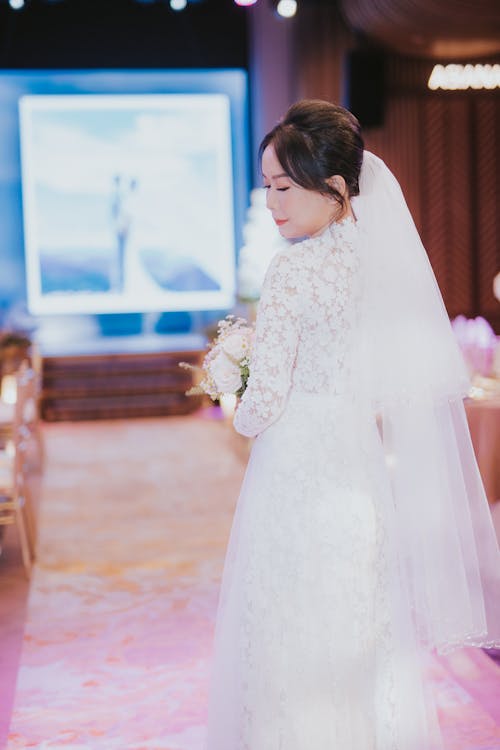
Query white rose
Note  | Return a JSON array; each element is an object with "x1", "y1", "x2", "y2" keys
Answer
[
  {"x1": 222, "y1": 329, "x2": 253, "y2": 361},
  {"x1": 209, "y1": 351, "x2": 242, "y2": 394}
]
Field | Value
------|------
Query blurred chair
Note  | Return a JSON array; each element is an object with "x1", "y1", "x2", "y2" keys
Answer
[
  {"x1": 0, "y1": 373, "x2": 16, "y2": 442},
  {"x1": 0, "y1": 440, "x2": 34, "y2": 577},
  {"x1": 15, "y1": 359, "x2": 45, "y2": 473},
  {"x1": 0, "y1": 358, "x2": 44, "y2": 472},
  {"x1": 0, "y1": 361, "x2": 42, "y2": 576}
]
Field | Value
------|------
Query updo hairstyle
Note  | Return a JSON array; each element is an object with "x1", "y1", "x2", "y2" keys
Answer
[{"x1": 259, "y1": 99, "x2": 364, "y2": 213}]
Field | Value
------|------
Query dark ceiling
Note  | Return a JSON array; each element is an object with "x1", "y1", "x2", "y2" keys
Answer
[
  {"x1": 339, "y1": 0, "x2": 500, "y2": 59},
  {"x1": 1, "y1": 0, "x2": 499, "y2": 69},
  {"x1": 0, "y1": 0, "x2": 248, "y2": 69}
]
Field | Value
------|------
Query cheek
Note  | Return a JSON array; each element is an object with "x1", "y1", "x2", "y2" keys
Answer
[{"x1": 281, "y1": 191, "x2": 294, "y2": 214}]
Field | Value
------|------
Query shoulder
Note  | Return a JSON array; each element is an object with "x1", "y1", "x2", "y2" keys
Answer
[
  {"x1": 259, "y1": 246, "x2": 305, "y2": 308},
  {"x1": 264, "y1": 241, "x2": 307, "y2": 282},
  {"x1": 261, "y1": 247, "x2": 304, "y2": 298}
]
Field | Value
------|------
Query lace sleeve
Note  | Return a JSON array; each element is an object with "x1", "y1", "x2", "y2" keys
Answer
[{"x1": 233, "y1": 251, "x2": 300, "y2": 438}]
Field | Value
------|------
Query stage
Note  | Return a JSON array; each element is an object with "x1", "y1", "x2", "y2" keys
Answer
[{"x1": 35, "y1": 331, "x2": 207, "y2": 422}]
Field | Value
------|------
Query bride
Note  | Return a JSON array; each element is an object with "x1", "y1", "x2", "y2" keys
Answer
[{"x1": 204, "y1": 99, "x2": 500, "y2": 750}]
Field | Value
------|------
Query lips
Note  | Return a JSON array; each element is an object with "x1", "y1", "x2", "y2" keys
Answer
[{"x1": 274, "y1": 218, "x2": 288, "y2": 226}]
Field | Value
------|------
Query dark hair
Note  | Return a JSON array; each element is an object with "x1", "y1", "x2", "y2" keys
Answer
[{"x1": 259, "y1": 99, "x2": 364, "y2": 212}]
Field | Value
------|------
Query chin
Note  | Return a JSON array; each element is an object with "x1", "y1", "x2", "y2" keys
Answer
[{"x1": 279, "y1": 225, "x2": 299, "y2": 240}]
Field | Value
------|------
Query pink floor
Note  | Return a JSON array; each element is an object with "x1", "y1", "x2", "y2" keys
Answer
[{"x1": 1, "y1": 410, "x2": 500, "y2": 749}]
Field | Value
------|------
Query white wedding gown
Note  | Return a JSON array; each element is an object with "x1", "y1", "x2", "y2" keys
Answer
[{"x1": 205, "y1": 218, "x2": 446, "y2": 750}]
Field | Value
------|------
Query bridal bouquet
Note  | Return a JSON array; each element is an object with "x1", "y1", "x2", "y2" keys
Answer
[{"x1": 180, "y1": 315, "x2": 254, "y2": 400}]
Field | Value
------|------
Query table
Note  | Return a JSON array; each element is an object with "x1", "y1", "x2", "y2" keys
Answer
[{"x1": 465, "y1": 392, "x2": 500, "y2": 505}]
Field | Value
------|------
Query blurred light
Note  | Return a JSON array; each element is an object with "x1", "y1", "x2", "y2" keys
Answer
[
  {"x1": 428, "y1": 63, "x2": 500, "y2": 90},
  {"x1": 276, "y1": 0, "x2": 296, "y2": 18},
  {"x1": 5, "y1": 439, "x2": 15, "y2": 459},
  {"x1": 494, "y1": 271, "x2": 500, "y2": 303},
  {"x1": 9, "y1": 0, "x2": 25, "y2": 8},
  {"x1": 1, "y1": 375, "x2": 17, "y2": 405},
  {"x1": 234, "y1": 0, "x2": 258, "y2": 5},
  {"x1": 170, "y1": 0, "x2": 187, "y2": 8}
]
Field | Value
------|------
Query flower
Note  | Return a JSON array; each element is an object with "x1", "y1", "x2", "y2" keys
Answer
[
  {"x1": 210, "y1": 351, "x2": 243, "y2": 393},
  {"x1": 222, "y1": 329, "x2": 253, "y2": 361},
  {"x1": 179, "y1": 314, "x2": 254, "y2": 400}
]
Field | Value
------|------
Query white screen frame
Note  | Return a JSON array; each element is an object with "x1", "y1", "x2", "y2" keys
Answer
[{"x1": 19, "y1": 93, "x2": 236, "y2": 315}]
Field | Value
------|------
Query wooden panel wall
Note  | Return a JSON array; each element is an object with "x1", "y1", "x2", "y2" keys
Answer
[
  {"x1": 476, "y1": 98, "x2": 500, "y2": 322},
  {"x1": 293, "y1": 14, "x2": 500, "y2": 330}
]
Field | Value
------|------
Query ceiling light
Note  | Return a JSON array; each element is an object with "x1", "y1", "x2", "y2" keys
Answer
[{"x1": 276, "y1": 0, "x2": 296, "y2": 18}]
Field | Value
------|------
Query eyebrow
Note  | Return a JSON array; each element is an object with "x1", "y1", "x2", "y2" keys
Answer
[{"x1": 261, "y1": 172, "x2": 290, "y2": 180}]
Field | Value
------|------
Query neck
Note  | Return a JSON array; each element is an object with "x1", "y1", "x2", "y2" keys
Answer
[{"x1": 310, "y1": 200, "x2": 356, "y2": 239}]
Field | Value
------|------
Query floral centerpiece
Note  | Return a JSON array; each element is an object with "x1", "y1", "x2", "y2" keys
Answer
[
  {"x1": 180, "y1": 315, "x2": 254, "y2": 400},
  {"x1": 237, "y1": 187, "x2": 288, "y2": 306}
]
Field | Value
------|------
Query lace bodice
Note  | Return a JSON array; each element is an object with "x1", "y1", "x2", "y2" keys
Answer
[{"x1": 234, "y1": 218, "x2": 360, "y2": 438}]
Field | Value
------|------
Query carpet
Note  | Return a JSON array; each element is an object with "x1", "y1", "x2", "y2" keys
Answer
[{"x1": 4, "y1": 411, "x2": 500, "y2": 749}]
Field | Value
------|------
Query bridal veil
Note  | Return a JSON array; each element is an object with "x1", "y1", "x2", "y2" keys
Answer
[{"x1": 351, "y1": 150, "x2": 500, "y2": 656}]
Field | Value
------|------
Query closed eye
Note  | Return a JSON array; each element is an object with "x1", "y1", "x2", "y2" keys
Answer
[{"x1": 262, "y1": 184, "x2": 290, "y2": 192}]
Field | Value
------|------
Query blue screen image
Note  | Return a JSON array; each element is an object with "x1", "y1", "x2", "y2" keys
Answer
[{"x1": 0, "y1": 69, "x2": 249, "y2": 333}]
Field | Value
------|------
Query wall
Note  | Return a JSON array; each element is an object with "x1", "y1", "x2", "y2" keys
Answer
[
  {"x1": 248, "y1": 2, "x2": 297, "y2": 183},
  {"x1": 363, "y1": 58, "x2": 500, "y2": 329}
]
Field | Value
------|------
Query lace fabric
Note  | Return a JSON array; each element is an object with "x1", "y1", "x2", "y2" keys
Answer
[
  {"x1": 234, "y1": 218, "x2": 360, "y2": 437},
  {"x1": 207, "y1": 217, "x2": 443, "y2": 750}
]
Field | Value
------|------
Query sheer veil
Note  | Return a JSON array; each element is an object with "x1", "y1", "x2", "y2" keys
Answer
[{"x1": 351, "y1": 151, "x2": 500, "y2": 655}]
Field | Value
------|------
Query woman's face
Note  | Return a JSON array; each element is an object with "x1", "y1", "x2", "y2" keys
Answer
[{"x1": 261, "y1": 144, "x2": 340, "y2": 240}]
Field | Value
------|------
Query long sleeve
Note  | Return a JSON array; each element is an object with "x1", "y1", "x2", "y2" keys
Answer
[{"x1": 233, "y1": 251, "x2": 300, "y2": 438}]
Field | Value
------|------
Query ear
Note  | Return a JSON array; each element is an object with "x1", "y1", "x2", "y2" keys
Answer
[{"x1": 326, "y1": 174, "x2": 347, "y2": 196}]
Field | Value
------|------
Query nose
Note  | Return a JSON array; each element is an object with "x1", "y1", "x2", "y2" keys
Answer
[{"x1": 265, "y1": 187, "x2": 276, "y2": 211}]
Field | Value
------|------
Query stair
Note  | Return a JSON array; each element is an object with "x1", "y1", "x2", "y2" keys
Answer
[{"x1": 39, "y1": 340, "x2": 206, "y2": 422}]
